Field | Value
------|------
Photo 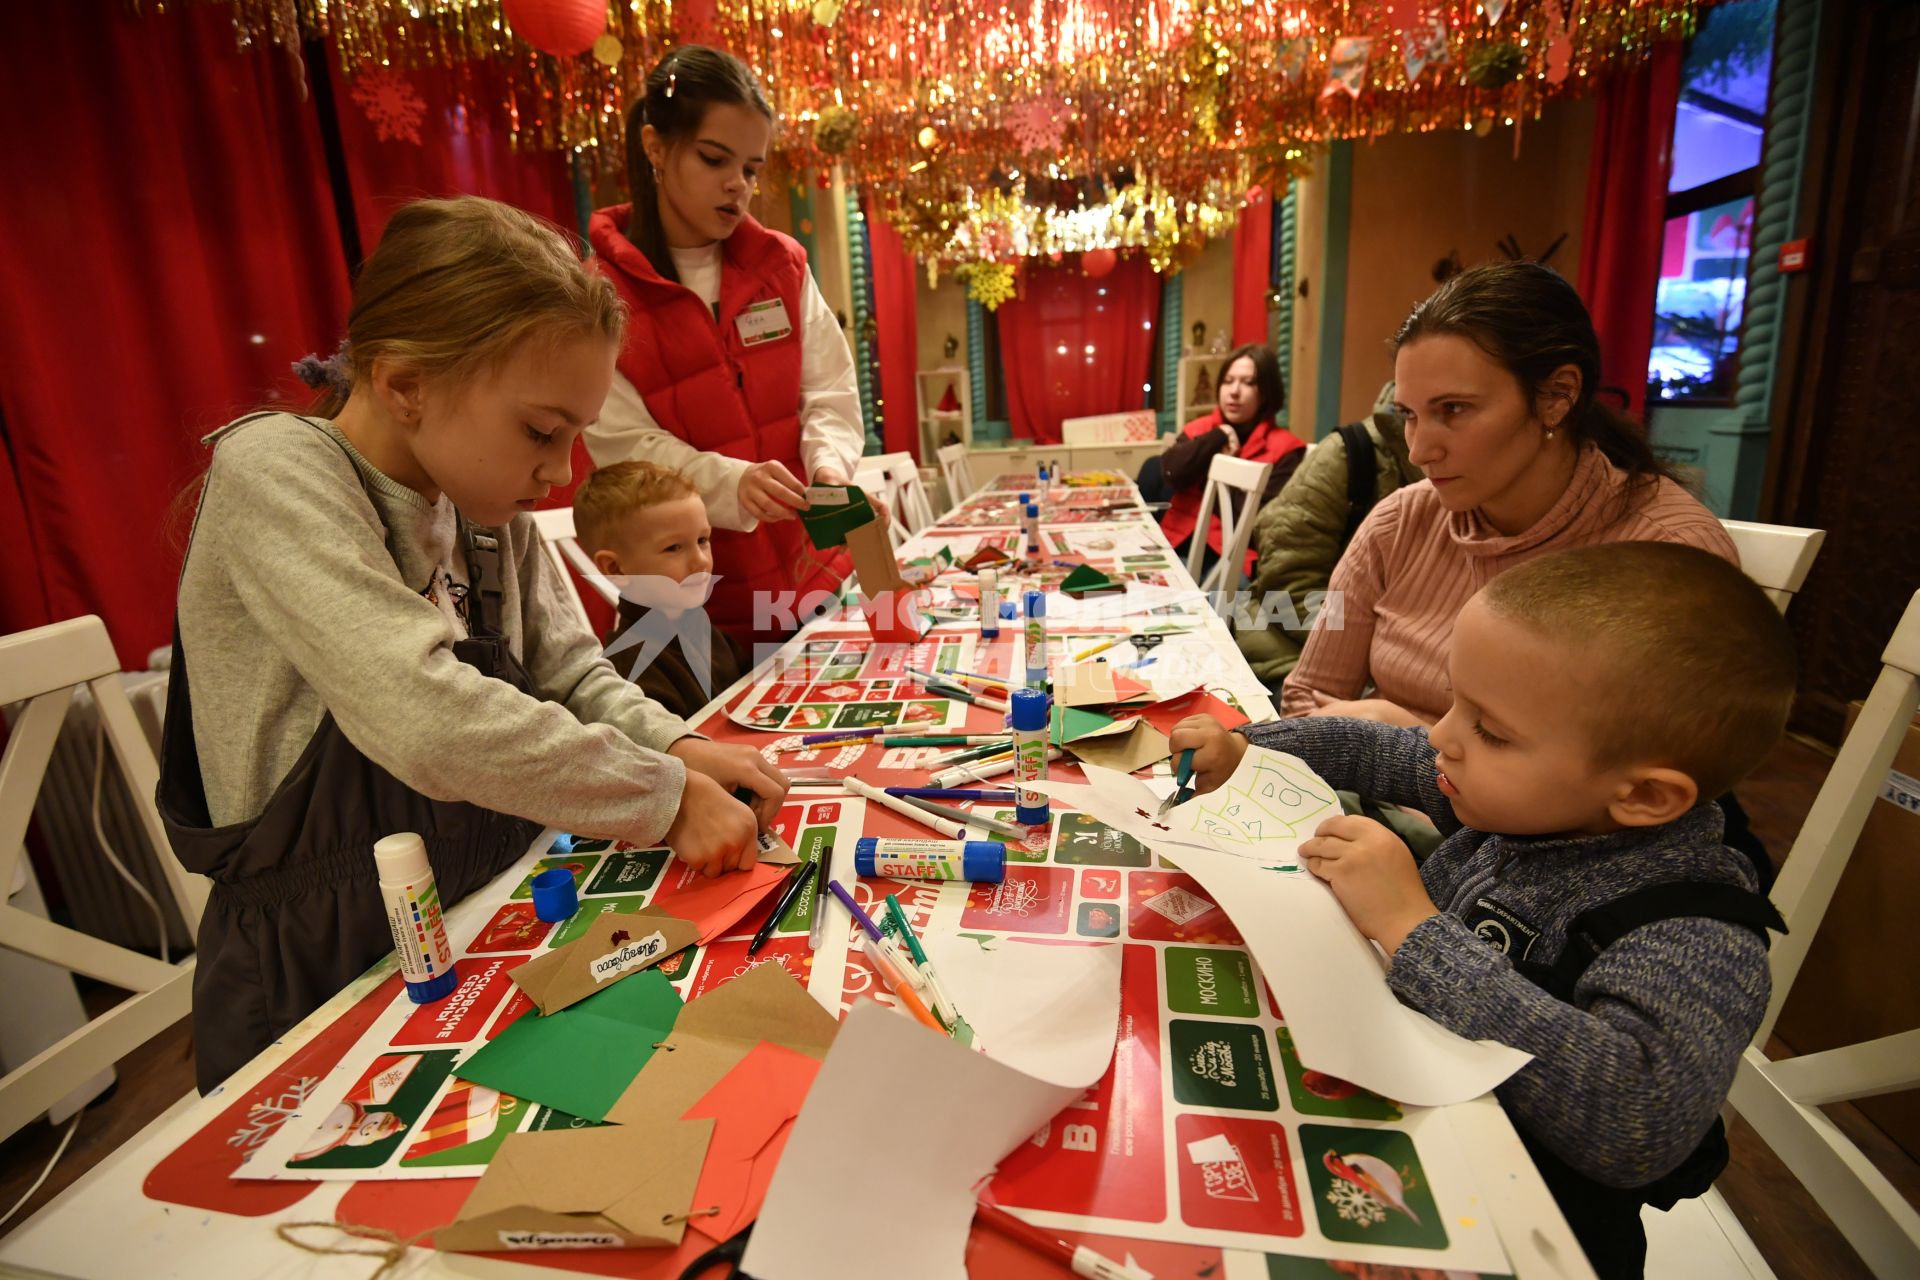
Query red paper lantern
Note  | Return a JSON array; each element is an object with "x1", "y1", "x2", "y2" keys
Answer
[
  {"x1": 1081, "y1": 248, "x2": 1118, "y2": 279},
  {"x1": 502, "y1": 0, "x2": 605, "y2": 57}
]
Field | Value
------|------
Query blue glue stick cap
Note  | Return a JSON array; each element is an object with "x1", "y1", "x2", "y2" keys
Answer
[
  {"x1": 530, "y1": 866, "x2": 579, "y2": 923},
  {"x1": 406, "y1": 965, "x2": 460, "y2": 1004},
  {"x1": 1023, "y1": 589, "x2": 1045, "y2": 620},
  {"x1": 1018, "y1": 492, "x2": 1030, "y2": 504},
  {"x1": 1026, "y1": 503, "x2": 1039, "y2": 518},
  {"x1": 1010, "y1": 686, "x2": 1049, "y2": 731},
  {"x1": 1000, "y1": 600, "x2": 1017, "y2": 620}
]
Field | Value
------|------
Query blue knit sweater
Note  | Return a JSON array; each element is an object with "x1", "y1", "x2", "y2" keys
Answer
[{"x1": 1239, "y1": 716, "x2": 1771, "y2": 1189}]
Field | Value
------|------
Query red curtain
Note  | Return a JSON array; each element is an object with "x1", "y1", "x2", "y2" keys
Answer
[
  {"x1": 1232, "y1": 187, "x2": 1274, "y2": 347},
  {"x1": 0, "y1": 1, "x2": 352, "y2": 667},
  {"x1": 863, "y1": 195, "x2": 922, "y2": 459},
  {"x1": 996, "y1": 256, "x2": 1159, "y2": 445},
  {"x1": 1577, "y1": 43, "x2": 1684, "y2": 422},
  {"x1": 329, "y1": 54, "x2": 579, "y2": 252}
]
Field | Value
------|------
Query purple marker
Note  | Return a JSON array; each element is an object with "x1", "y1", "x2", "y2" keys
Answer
[
  {"x1": 801, "y1": 726, "x2": 885, "y2": 745},
  {"x1": 826, "y1": 878, "x2": 884, "y2": 941}
]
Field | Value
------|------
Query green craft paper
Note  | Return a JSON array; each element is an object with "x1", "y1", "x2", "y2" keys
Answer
[
  {"x1": 1059, "y1": 563, "x2": 1116, "y2": 592},
  {"x1": 801, "y1": 485, "x2": 876, "y2": 549},
  {"x1": 1050, "y1": 704, "x2": 1119, "y2": 745},
  {"x1": 453, "y1": 968, "x2": 682, "y2": 1123}
]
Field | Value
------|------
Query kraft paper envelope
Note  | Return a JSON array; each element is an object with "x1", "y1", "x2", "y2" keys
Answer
[
  {"x1": 1055, "y1": 661, "x2": 1153, "y2": 709},
  {"x1": 605, "y1": 961, "x2": 838, "y2": 1126},
  {"x1": 1065, "y1": 720, "x2": 1171, "y2": 774},
  {"x1": 508, "y1": 906, "x2": 700, "y2": 1016},
  {"x1": 437, "y1": 1118, "x2": 715, "y2": 1253},
  {"x1": 847, "y1": 518, "x2": 925, "y2": 644}
]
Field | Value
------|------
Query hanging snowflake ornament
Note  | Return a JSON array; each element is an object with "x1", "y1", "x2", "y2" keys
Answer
[
  {"x1": 350, "y1": 67, "x2": 427, "y2": 145},
  {"x1": 1006, "y1": 96, "x2": 1068, "y2": 153},
  {"x1": 958, "y1": 262, "x2": 1018, "y2": 311}
]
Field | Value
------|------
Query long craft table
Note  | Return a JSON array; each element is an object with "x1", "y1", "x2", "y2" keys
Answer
[{"x1": 0, "y1": 472, "x2": 1591, "y2": 1280}]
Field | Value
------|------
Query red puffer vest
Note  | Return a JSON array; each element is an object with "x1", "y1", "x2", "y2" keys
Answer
[
  {"x1": 1160, "y1": 409, "x2": 1307, "y2": 571},
  {"x1": 589, "y1": 206, "x2": 851, "y2": 648}
]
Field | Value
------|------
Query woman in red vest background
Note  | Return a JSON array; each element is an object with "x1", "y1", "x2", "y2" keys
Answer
[
  {"x1": 1158, "y1": 342, "x2": 1307, "y2": 576},
  {"x1": 587, "y1": 45, "x2": 862, "y2": 653}
]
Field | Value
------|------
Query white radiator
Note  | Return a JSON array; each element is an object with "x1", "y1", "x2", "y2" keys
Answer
[{"x1": 6, "y1": 673, "x2": 192, "y2": 954}]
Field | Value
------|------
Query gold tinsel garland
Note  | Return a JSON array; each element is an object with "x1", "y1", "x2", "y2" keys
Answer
[{"x1": 196, "y1": 0, "x2": 1708, "y2": 271}]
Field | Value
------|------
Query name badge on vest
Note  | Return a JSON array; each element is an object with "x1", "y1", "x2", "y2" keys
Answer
[
  {"x1": 1464, "y1": 897, "x2": 1543, "y2": 960},
  {"x1": 735, "y1": 298, "x2": 794, "y2": 347}
]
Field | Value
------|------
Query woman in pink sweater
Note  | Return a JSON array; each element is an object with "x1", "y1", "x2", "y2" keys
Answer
[{"x1": 1280, "y1": 261, "x2": 1737, "y2": 724}]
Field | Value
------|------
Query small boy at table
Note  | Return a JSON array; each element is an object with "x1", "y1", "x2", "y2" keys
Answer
[
  {"x1": 1171, "y1": 542, "x2": 1795, "y2": 1279},
  {"x1": 573, "y1": 461, "x2": 746, "y2": 719}
]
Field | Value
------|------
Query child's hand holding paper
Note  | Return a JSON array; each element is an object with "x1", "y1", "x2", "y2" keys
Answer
[{"x1": 1299, "y1": 814, "x2": 1439, "y2": 954}]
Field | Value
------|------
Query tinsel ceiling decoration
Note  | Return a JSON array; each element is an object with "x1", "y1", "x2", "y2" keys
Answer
[{"x1": 199, "y1": 0, "x2": 1709, "y2": 275}]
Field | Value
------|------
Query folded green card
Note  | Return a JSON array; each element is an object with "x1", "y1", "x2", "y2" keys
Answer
[
  {"x1": 800, "y1": 484, "x2": 877, "y2": 549},
  {"x1": 453, "y1": 967, "x2": 683, "y2": 1123}
]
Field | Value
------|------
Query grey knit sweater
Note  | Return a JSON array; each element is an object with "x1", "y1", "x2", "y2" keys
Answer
[{"x1": 1240, "y1": 716, "x2": 1771, "y2": 1189}]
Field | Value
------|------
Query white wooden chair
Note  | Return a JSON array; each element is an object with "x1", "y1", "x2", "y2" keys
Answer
[
  {"x1": 853, "y1": 457, "x2": 912, "y2": 553},
  {"x1": 528, "y1": 507, "x2": 614, "y2": 627},
  {"x1": 1185, "y1": 453, "x2": 1273, "y2": 611},
  {"x1": 1721, "y1": 518, "x2": 1827, "y2": 613},
  {"x1": 1725, "y1": 589, "x2": 1920, "y2": 1277},
  {"x1": 0, "y1": 616, "x2": 207, "y2": 1143},
  {"x1": 936, "y1": 443, "x2": 977, "y2": 509},
  {"x1": 870, "y1": 452, "x2": 936, "y2": 536}
]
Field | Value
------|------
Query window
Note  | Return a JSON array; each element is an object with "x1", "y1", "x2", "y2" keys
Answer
[{"x1": 1649, "y1": 0, "x2": 1777, "y2": 404}]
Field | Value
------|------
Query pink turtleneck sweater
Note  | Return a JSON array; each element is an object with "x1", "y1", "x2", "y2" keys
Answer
[{"x1": 1278, "y1": 446, "x2": 1739, "y2": 720}]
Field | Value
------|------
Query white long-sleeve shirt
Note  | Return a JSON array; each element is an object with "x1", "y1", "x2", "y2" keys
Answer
[{"x1": 585, "y1": 242, "x2": 865, "y2": 531}]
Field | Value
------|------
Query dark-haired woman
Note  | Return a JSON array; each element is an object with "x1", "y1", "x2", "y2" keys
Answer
[
  {"x1": 1280, "y1": 260, "x2": 1737, "y2": 722},
  {"x1": 586, "y1": 45, "x2": 861, "y2": 650},
  {"x1": 1158, "y1": 343, "x2": 1306, "y2": 575}
]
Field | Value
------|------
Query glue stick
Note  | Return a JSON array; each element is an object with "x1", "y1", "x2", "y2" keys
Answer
[
  {"x1": 1011, "y1": 688, "x2": 1051, "y2": 826},
  {"x1": 1023, "y1": 590, "x2": 1049, "y2": 689},
  {"x1": 1024, "y1": 503, "x2": 1042, "y2": 558},
  {"x1": 979, "y1": 567, "x2": 1000, "y2": 638},
  {"x1": 374, "y1": 832, "x2": 458, "y2": 1003},
  {"x1": 855, "y1": 837, "x2": 1006, "y2": 883}
]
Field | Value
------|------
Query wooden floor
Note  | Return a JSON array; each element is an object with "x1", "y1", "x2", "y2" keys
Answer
[{"x1": 2, "y1": 733, "x2": 1915, "y2": 1277}]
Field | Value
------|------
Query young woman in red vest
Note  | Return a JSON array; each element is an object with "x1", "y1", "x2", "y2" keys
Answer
[
  {"x1": 586, "y1": 46, "x2": 862, "y2": 653},
  {"x1": 1158, "y1": 342, "x2": 1307, "y2": 577}
]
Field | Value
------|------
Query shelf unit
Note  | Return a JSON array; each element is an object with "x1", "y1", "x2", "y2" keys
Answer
[{"x1": 915, "y1": 365, "x2": 972, "y2": 457}]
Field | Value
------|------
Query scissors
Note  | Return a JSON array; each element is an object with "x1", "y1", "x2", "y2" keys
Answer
[
  {"x1": 678, "y1": 1225, "x2": 753, "y2": 1280},
  {"x1": 1158, "y1": 747, "x2": 1198, "y2": 817}
]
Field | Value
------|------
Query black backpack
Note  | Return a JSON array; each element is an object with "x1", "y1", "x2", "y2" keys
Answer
[
  {"x1": 1335, "y1": 423, "x2": 1378, "y2": 551},
  {"x1": 1507, "y1": 881, "x2": 1786, "y2": 1276}
]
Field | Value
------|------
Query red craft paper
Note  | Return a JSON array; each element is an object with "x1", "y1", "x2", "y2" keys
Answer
[
  {"x1": 681, "y1": 1041, "x2": 823, "y2": 1242},
  {"x1": 656, "y1": 863, "x2": 791, "y2": 944},
  {"x1": 1135, "y1": 689, "x2": 1252, "y2": 738}
]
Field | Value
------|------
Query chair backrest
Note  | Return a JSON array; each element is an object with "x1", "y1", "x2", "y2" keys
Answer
[
  {"x1": 869, "y1": 451, "x2": 935, "y2": 535},
  {"x1": 936, "y1": 443, "x2": 976, "y2": 508},
  {"x1": 852, "y1": 457, "x2": 912, "y2": 552},
  {"x1": 1185, "y1": 453, "x2": 1273, "y2": 610},
  {"x1": 528, "y1": 507, "x2": 615, "y2": 624},
  {"x1": 0, "y1": 615, "x2": 204, "y2": 1140},
  {"x1": 1721, "y1": 518, "x2": 1827, "y2": 613},
  {"x1": 1728, "y1": 590, "x2": 1920, "y2": 1277}
]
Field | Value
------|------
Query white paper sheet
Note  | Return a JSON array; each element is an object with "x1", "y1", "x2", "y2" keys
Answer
[
  {"x1": 742, "y1": 943, "x2": 1122, "y2": 1280},
  {"x1": 1038, "y1": 762, "x2": 1532, "y2": 1108}
]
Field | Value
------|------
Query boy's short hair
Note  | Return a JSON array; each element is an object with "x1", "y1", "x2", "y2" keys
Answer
[
  {"x1": 1482, "y1": 542, "x2": 1797, "y2": 799},
  {"x1": 572, "y1": 461, "x2": 699, "y2": 554}
]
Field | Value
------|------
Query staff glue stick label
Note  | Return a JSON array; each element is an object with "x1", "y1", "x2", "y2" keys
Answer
[
  {"x1": 374, "y1": 832, "x2": 458, "y2": 1003},
  {"x1": 979, "y1": 567, "x2": 1000, "y2": 638},
  {"x1": 1011, "y1": 688, "x2": 1051, "y2": 826},
  {"x1": 1024, "y1": 590, "x2": 1049, "y2": 689}
]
